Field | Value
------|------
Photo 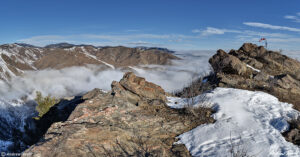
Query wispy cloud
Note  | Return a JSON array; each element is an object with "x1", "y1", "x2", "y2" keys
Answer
[
  {"x1": 192, "y1": 27, "x2": 289, "y2": 38},
  {"x1": 17, "y1": 33, "x2": 202, "y2": 51},
  {"x1": 17, "y1": 33, "x2": 194, "y2": 47},
  {"x1": 82, "y1": 34, "x2": 172, "y2": 40},
  {"x1": 267, "y1": 37, "x2": 300, "y2": 43},
  {"x1": 284, "y1": 12, "x2": 300, "y2": 23},
  {"x1": 125, "y1": 29, "x2": 141, "y2": 32},
  {"x1": 243, "y1": 22, "x2": 300, "y2": 32},
  {"x1": 237, "y1": 36, "x2": 300, "y2": 43},
  {"x1": 17, "y1": 35, "x2": 79, "y2": 46},
  {"x1": 127, "y1": 41, "x2": 163, "y2": 46},
  {"x1": 127, "y1": 41, "x2": 151, "y2": 45},
  {"x1": 193, "y1": 27, "x2": 241, "y2": 36},
  {"x1": 243, "y1": 30, "x2": 289, "y2": 38}
]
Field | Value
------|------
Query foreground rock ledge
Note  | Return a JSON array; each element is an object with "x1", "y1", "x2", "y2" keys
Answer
[{"x1": 23, "y1": 72, "x2": 213, "y2": 157}]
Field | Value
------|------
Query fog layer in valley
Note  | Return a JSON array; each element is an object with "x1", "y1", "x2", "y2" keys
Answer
[{"x1": 0, "y1": 50, "x2": 214, "y2": 101}]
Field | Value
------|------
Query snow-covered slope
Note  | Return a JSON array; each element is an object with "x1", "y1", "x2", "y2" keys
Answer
[
  {"x1": 0, "y1": 44, "x2": 44, "y2": 81},
  {"x1": 0, "y1": 99, "x2": 37, "y2": 151},
  {"x1": 168, "y1": 88, "x2": 300, "y2": 157}
]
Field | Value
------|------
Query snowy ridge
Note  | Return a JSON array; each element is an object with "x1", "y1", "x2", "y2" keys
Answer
[
  {"x1": 80, "y1": 46, "x2": 115, "y2": 69},
  {"x1": 246, "y1": 64, "x2": 261, "y2": 72},
  {"x1": 0, "y1": 44, "x2": 119, "y2": 81},
  {"x1": 0, "y1": 44, "x2": 44, "y2": 80},
  {"x1": 0, "y1": 56, "x2": 16, "y2": 81},
  {"x1": 167, "y1": 88, "x2": 300, "y2": 157}
]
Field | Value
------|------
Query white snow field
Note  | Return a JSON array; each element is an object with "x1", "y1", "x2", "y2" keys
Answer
[{"x1": 167, "y1": 88, "x2": 300, "y2": 157}]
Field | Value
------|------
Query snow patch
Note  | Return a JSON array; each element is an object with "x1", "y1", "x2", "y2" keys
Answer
[
  {"x1": 246, "y1": 64, "x2": 261, "y2": 72},
  {"x1": 168, "y1": 88, "x2": 300, "y2": 157},
  {"x1": 80, "y1": 46, "x2": 115, "y2": 69}
]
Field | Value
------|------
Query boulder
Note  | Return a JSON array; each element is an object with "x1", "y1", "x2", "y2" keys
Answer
[
  {"x1": 284, "y1": 129, "x2": 300, "y2": 145},
  {"x1": 209, "y1": 49, "x2": 252, "y2": 77},
  {"x1": 119, "y1": 72, "x2": 167, "y2": 102},
  {"x1": 238, "y1": 43, "x2": 267, "y2": 57}
]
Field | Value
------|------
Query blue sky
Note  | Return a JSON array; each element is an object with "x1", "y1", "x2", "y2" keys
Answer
[{"x1": 0, "y1": 0, "x2": 300, "y2": 50}]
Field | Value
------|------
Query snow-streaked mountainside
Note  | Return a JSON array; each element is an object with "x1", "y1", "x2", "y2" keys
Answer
[
  {"x1": 0, "y1": 43, "x2": 178, "y2": 81},
  {"x1": 168, "y1": 88, "x2": 300, "y2": 157},
  {"x1": 0, "y1": 44, "x2": 43, "y2": 81}
]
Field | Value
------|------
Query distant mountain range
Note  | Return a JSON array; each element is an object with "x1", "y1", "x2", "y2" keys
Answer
[
  {"x1": 15, "y1": 42, "x2": 176, "y2": 54},
  {"x1": 0, "y1": 43, "x2": 179, "y2": 81}
]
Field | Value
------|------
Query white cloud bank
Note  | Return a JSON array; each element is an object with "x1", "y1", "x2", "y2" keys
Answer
[
  {"x1": 0, "y1": 66, "x2": 124, "y2": 100},
  {"x1": 17, "y1": 33, "x2": 195, "y2": 49}
]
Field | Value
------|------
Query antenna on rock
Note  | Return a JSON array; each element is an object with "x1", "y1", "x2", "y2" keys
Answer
[{"x1": 259, "y1": 37, "x2": 267, "y2": 49}]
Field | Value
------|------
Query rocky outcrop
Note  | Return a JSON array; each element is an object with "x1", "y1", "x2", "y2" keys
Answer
[
  {"x1": 209, "y1": 43, "x2": 300, "y2": 111},
  {"x1": 23, "y1": 72, "x2": 213, "y2": 157},
  {"x1": 0, "y1": 43, "x2": 179, "y2": 81},
  {"x1": 118, "y1": 72, "x2": 167, "y2": 102},
  {"x1": 209, "y1": 49, "x2": 253, "y2": 77}
]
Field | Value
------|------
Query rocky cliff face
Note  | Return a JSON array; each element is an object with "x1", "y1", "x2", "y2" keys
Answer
[
  {"x1": 0, "y1": 43, "x2": 179, "y2": 81},
  {"x1": 23, "y1": 72, "x2": 213, "y2": 157}
]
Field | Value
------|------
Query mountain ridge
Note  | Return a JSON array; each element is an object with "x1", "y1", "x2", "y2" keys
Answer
[{"x1": 0, "y1": 43, "x2": 179, "y2": 81}]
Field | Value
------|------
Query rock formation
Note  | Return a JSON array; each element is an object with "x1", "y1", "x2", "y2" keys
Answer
[
  {"x1": 23, "y1": 72, "x2": 213, "y2": 157},
  {"x1": 208, "y1": 43, "x2": 300, "y2": 146},
  {"x1": 209, "y1": 43, "x2": 300, "y2": 111}
]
